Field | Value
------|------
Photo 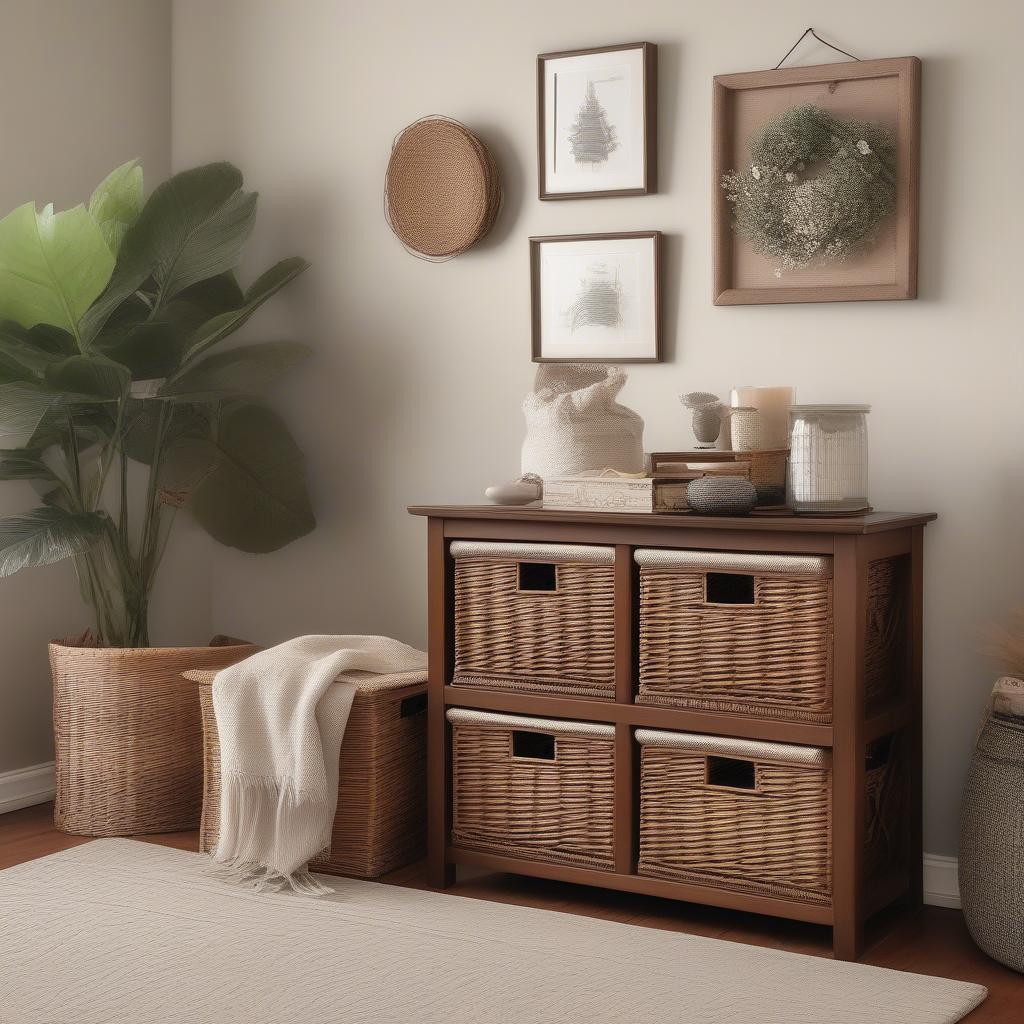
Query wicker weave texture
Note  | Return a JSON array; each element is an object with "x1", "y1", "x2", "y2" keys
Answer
[
  {"x1": 449, "y1": 711, "x2": 615, "y2": 870},
  {"x1": 638, "y1": 733, "x2": 906, "y2": 904},
  {"x1": 453, "y1": 553, "x2": 616, "y2": 699},
  {"x1": 865, "y1": 557, "x2": 907, "y2": 707},
  {"x1": 198, "y1": 680, "x2": 427, "y2": 878},
  {"x1": 637, "y1": 564, "x2": 834, "y2": 722},
  {"x1": 385, "y1": 116, "x2": 501, "y2": 260},
  {"x1": 637, "y1": 743, "x2": 834, "y2": 903},
  {"x1": 51, "y1": 639, "x2": 257, "y2": 837}
]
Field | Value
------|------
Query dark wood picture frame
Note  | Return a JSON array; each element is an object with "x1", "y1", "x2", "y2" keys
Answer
[
  {"x1": 537, "y1": 42, "x2": 657, "y2": 200},
  {"x1": 713, "y1": 57, "x2": 921, "y2": 305},
  {"x1": 530, "y1": 231, "x2": 662, "y2": 363}
]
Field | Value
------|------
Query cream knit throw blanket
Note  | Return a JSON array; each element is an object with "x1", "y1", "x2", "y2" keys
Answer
[{"x1": 211, "y1": 635, "x2": 427, "y2": 895}]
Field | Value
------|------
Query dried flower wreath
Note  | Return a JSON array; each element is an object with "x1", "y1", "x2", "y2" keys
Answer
[{"x1": 722, "y1": 104, "x2": 896, "y2": 275}]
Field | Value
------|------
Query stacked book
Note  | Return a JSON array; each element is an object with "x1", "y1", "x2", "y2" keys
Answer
[{"x1": 542, "y1": 463, "x2": 751, "y2": 514}]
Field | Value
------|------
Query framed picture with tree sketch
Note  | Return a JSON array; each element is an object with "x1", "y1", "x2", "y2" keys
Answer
[
  {"x1": 530, "y1": 232, "x2": 662, "y2": 362},
  {"x1": 537, "y1": 42, "x2": 657, "y2": 199}
]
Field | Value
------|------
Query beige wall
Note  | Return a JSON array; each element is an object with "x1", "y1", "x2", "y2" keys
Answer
[
  {"x1": 0, "y1": 0, "x2": 184, "y2": 773},
  {"x1": 170, "y1": 0, "x2": 1023, "y2": 858}
]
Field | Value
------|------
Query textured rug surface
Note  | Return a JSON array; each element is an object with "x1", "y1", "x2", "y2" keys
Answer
[{"x1": 0, "y1": 840, "x2": 986, "y2": 1024}]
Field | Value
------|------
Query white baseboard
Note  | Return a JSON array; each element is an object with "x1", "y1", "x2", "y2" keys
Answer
[
  {"x1": 923, "y1": 853, "x2": 961, "y2": 909},
  {"x1": 0, "y1": 761, "x2": 55, "y2": 815}
]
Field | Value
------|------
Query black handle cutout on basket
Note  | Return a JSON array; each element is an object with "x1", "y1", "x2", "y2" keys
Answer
[
  {"x1": 706, "y1": 755, "x2": 756, "y2": 790},
  {"x1": 519, "y1": 562, "x2": 558, "y2": 592},
  {"x1": 706, "y1": 572, "x2": 756, "y2": 605},
  {"x1": 512, "y1": 730, "x2": 556, "y2": 760},
  {"x1": 400, "y1": 693, "x2": 427, "y2": 718}
]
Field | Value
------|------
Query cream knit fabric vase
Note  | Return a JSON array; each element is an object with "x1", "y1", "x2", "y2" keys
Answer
[{"x1": 521, "y1": 364, "x2": 645, "y2": 479}]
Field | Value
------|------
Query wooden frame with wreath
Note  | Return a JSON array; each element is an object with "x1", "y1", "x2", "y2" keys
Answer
[{"x1": 712, "y1": 56, "x2": 921, "y2": 306}]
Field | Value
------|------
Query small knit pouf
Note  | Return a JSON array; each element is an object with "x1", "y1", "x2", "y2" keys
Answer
[{"x1": 687, "y1": 475, "x2": 757, "y2": 516}]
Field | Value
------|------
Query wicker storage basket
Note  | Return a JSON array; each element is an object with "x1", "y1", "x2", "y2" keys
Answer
[
  {"x1": 638, "y1": 729, "x2": 906, "y2": 904},
  {"x1": 636, "y1": 549, "x2": 834, "y2": 723},
  {"x1": 865, "y1": 557, "x2": 907, "y2": 708},
  {"x1": 447, "y1": 707, "x2": 615, "y2": 870},
  {"x1": 51, "y1": 637, "x2": 257, "y2": 836},
  {"x1": 452, "y1": 540, "x2": 616, "y2": 699},
  {"x1": 195, "y1": 673, "x2": 427, "y2": 878}
]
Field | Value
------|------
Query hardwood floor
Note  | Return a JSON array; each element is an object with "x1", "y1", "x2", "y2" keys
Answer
[{"x1": 2, "y1": 802, "x2": 1022, "y2": 1021}]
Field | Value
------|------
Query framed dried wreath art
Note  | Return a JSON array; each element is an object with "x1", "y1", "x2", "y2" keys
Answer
[{"x1": 713, "y1": 56, "x2": 920, "y2": 305}]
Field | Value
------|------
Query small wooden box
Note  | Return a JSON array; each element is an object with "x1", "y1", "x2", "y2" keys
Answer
[
  {"x1": 651, "y1": 450, "x2": 786, "y2": 508},
  {"x1": 194, "y1": 672, "x2": 427, "y2": 878}
]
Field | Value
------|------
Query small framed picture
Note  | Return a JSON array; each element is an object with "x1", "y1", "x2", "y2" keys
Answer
[
  {"x1": 537, "y1": 42, "x2": 657, "y2": 199},
  {"x1": 530, "y1": 231, "x2": 662, "y2": 363}
]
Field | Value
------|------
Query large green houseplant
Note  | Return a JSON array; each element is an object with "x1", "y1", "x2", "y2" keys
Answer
[{"x1": 0, "y1": 160, "x2": 314, "y2": 647}]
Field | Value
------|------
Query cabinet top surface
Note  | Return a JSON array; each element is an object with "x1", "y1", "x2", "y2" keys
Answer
[{"x1": 407, "y1": 505, "x2": 937, "y2": 535}]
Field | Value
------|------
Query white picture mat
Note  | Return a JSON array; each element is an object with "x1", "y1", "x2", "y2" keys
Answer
[
  {"x1": 537, "y1": 236, "x2": 657, "y2": 359},
  {"x1": 543, "y1": 47, "x2": 646, "y2": 193}
]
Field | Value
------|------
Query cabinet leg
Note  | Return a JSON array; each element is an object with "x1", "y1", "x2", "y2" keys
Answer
[
  {"x1": 832, "y1": 914, "x2": 864, "y2": 961},
  {"x1": 428, "y1": 858, "x2": 455, "y2": 889}
]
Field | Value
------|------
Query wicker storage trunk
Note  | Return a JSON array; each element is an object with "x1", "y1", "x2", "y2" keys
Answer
[
  {"x1": 636, "y1": 549, "x2": 835, "y2": 723},
  {"x1": 447, "y1": 707, "x2": 615, "y2": 870},
  {"x1": 638, "y1": 729, "x2": 905, "y2": 904},
  {"x1": 195, "y1": 673, "x2": 427, "y2": 878},
  {"x1": 452, "y1": 540, "x2": 615, "y2": 699},
  {"x1": 51, "y1": 637, "x2": 257, "y2": 837}
]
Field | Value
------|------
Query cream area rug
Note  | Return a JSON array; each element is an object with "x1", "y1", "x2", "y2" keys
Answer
[{"x1": 0, "y1": 840, "x2": 986, "y2": 1024}]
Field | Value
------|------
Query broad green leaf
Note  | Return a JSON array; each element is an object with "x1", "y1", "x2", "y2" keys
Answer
[
  {"x1": 81, "y1": 163, "x2": 256, "y2": 343},
  {"x1": 0, "y1": 326, "x2": 50, "y2": 382},
  {"x1": 122, "y1": 399, "x2": 210, "y2": 466},
  {"x1": 161, "y1": 341, "x2": 310, "y2": 401},
  {"x1": 0, "y1": 506, "x2": 106, "y2": 577},
  {"x1": 45, "y1": 354, "x2": 130, "y2": 401},
  {"x1": 26, "y1": 403, "x2": 109, "y2": 453},
  {"x1": 0, "y1": 450, "x2": 56, "y2": 482},
  {"x1": 182, "y1": 258, "x2": 309, "y2": 363},
  {"x1": 89, "y1": 160, "x2": 143, "y2": 254},
  {"x1": 93, "y1": 320, "x2": 185, "y2": 380},
  {"x1": 161, "y1": 272, "x2": 245, "y2": 341},
  {"x1": 0, "y1": 382, "x2": 62, "y2": 440},
  {"x1": 170, "y1": 401, "x2": 314, "y2": 553},
  {"x1": 0, "y1": 202, "x2": 114, "y2": 336}
]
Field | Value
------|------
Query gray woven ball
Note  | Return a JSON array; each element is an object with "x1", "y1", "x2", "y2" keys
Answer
[{"x1": 687, "y1": 475, "x2": 758, "y2": 516}]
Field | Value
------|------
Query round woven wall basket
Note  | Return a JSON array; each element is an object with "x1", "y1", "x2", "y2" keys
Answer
[{"x1": 385, "y1": 115, "x2": 501, "y2": 261}]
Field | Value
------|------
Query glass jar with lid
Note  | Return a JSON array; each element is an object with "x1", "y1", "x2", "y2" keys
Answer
[{"x1": 787, "y1": 405, "x2": 870, "y2": 513}]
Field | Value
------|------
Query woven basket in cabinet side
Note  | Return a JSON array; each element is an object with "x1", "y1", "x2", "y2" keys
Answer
[
  {"x1": 452, "y1": 540, "x2": 616, "y2": 700},
  {"x1": 637, "y1": 730, "x2": 834, "y2": 904},
  {"x1": 865, "y1": 557, "x2": 908, "y2": 708},
  {"x1": 51, "y1": 637, "x2": 257, "y2": 837},
  {"x1": 195, "y1": 674, "x2": 427, "y2": 878},
  {"x1": 447, "y1": 708, "x2": 616, "y2": 870},
  {"x1": 636, "y1": 549, "x2": 834, "y2": 723}
]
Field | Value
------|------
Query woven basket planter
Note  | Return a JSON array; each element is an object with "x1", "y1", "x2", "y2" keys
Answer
[
  {"x1": 51, "y1": 637, "x2": 257, "y2": 836},
  {"x1": 637, "y1": 728, "x2": 906, "y2": 904},
  {"x1": 447, "y1": 707, "x2": 615, "y2": 870},
  {"x1": 959, "y1": 708, "x2": 1024, "y2": 973},
  {"x1": 195, "y1": 673, "x2": 427, "y2": 879},
  {"x1": 452, "y1": 540, "x2": 616, "y2": 699},
  {"x1": 636, "y1": 549, "x2": 835, "y2": 723}
]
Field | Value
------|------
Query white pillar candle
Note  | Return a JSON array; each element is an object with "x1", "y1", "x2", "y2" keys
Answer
[{"x1": 730, "y1": 386, "x2": 794, "y2": 450}]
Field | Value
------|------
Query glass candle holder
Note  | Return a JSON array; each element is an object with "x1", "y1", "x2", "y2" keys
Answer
[{"x1": 787, "y1": 405, "x2": 870, "y2": 513}]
